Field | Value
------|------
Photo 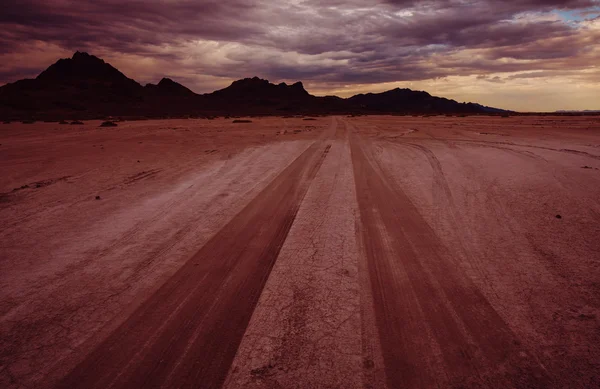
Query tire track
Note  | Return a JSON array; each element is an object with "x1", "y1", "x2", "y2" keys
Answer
[
  {"x1": 385, "y1": 136, "x2": 547, "y2": 162},
  {"x1": 383, "y1": 139, "x2": 511, "y2": 327},
  {"x1": 55, "y1": 140, "x2": 332, "y2": 389},
  {"x1": 398, "y1": 142, "x2": 455, "y2": 202},
  {"x1": 417, "y1": 137, "x2": 599, "y2": 161},
  {"x1": 349, "y1": 125, "x2": 551, "y2": 388}
]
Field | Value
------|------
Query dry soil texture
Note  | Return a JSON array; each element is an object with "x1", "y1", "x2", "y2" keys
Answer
[{"x1": 1, "y1": 115, "x2": 599, "y2": 388}]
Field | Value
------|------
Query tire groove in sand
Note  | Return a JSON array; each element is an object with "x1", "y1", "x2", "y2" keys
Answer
[
  {"x1": 55, "y1": 140, "x2": 332, "y2": 389},
  {"x1": 223, "y1": 119, "x2": 385, "y2": 389},
  {"x1": 348, "y1": 121, "x2": 552, "y2": 388}
]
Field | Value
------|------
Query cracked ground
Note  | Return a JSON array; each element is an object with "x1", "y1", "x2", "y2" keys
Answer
[{"x1": 1, "y1": 115, "x2": 599, "y2": 388}]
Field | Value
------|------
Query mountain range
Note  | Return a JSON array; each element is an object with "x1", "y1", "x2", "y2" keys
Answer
[{"x1": 0, "y1": 52, "x2": 507, "y2": 120}]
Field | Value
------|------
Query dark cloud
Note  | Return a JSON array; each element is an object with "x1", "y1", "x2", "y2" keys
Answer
[
  {"x1": 0, "y1": 1, "x2": 263, "y2": 51},
  {"x1": 1, "y1": 0, "x2": 599, "y2": 89}
]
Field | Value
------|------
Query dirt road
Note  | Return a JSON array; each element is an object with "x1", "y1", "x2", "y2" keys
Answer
[{"x1": 1, "y1": 116, "x2": 599, "y2": 388}]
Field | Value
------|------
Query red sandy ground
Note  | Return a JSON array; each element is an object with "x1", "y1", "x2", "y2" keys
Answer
[{"x1": 1, "y1": 116, "x2": 599, "y2": 388}]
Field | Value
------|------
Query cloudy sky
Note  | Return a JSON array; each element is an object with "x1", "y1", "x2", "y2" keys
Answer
[{"x1": 1, "y1": 0, "x2": 599, "y2": 111}]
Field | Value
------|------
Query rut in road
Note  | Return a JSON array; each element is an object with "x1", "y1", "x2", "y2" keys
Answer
[
  {"x1": 348, "y1": 124, "x2": 551, "y2": 388},
  {"x1": 56, "y1": 140, "x2": 332, "y2": 389}
]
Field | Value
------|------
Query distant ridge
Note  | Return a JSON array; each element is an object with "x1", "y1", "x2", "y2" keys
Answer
[
  {"x1": 210, "y1": 77, "x2": 310, "y2": 100},
  {"x1": 555, "y1": 110, "x2": 600, "y2": 113},
  {"x1": 0, "y1": 52, "x2": 508, "y2": 120},
  {"x1": 349, "y1": 88, "x2": 506, "y2": 114}
]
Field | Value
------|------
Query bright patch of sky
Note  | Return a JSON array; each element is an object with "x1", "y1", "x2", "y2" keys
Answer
[
  {"x1": 512, "y1": 11, "x2": 560, "y2": 23},
  {"x1": 557, "y1": 10, "x2": 585, "y2": 21},
  {"x1": 394, "y1": 10, "x2": 414, "y2": 17},
  {"x1": 557, "y1": 5, "x2": 600, "y2": 22}
]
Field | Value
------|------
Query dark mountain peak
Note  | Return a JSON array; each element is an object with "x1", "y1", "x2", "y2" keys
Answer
[
  {"x1": 158, "y1": 77, "x2": 176, "y2": 86},
  {"x1": 230, "y1": 77, "x2": 270, "y2": 88},
  {"x1": 290, "y1": 81, "x2": 307, "y2": 91},
  {"x1": 277, "y1": 81, "x2": 306, "y2": 91},
  {"x1": 145, "y1": 77, "x2": 196, "y2": 96},
  {"x1": 72, "y1": 51, "x2": 94, "y2": 61},
  {"x1": 351, "y1": 87, "x2": 431, "y2": 99},
  {"x1": 349, "y1": 86, "x2": 480, "y2": 113},
  {"x1": 36, "y1": 52, "x2": 137, "y2": 87},
  {"x1": 211, "y1": 77, "x2": 310, "y2": 100},
  {"x1": 386, "y1": 87, "x2": 430, "y2": 97}
]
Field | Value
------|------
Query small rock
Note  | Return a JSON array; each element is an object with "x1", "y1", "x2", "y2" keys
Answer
[
  {"x1": 100, "y1": 121, "x2": 118, "y2": 127},
  {"x1": 95, "y1": 195, "x2": 101, "y2": 200},
  {"x1": 578, "y1": 313, "x2": 596, "y2": 320},
  {"x1": 555, "y1": 214, "x2": 562, "y2": 219}
]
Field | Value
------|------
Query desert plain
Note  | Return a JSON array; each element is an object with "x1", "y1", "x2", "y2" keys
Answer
[{"x1": 1, "y1": 115, "x2": 599, "y2": 388}]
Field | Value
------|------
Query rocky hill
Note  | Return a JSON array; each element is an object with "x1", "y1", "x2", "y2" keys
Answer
[{"x1": 0, "y1": 52, "x2": 507, "y2": 119}]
